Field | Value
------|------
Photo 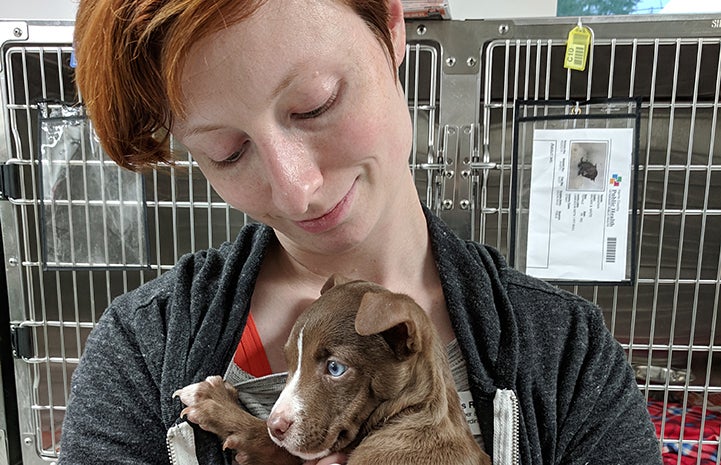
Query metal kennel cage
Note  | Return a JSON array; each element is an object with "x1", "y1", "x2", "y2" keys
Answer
[{"x1": 0, "y1": 13, "x2": 719, "y2": 465}]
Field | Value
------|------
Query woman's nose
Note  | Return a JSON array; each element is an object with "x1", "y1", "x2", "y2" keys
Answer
[{"x1": 259, "y1": 134, "x2": 323, "y2": 217}]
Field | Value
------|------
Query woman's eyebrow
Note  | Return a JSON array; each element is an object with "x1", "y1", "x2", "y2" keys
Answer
[
  {"x1": 185, "y1": 122, "x2": 225, "y2": 137},
  {"x1": 270, "y1": 61, "x2": 318, "y2": 100},
  {"x1": 271, "y1": 70, "x2": 300, "y2": 100}
]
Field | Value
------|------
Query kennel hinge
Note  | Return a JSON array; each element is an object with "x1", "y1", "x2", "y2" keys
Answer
[
  {"x1": 10, "y1": 325, "x2": 33, "y2": 360},
  {"x1": 0, "y1": 163, "x2": 20, "y2": 200}
]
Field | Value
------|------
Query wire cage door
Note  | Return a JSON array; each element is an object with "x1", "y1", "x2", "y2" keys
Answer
[{"x1": 406, "y1": 16, "x2": 721, "y2": 463}]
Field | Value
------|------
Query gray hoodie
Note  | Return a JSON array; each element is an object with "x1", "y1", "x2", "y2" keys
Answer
[{"x1": 59, "y1": 207, "x2": 662, "y2": 464}]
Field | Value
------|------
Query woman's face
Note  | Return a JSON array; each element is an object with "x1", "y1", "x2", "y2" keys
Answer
[{"x1": 173, "y1": 0, "x2": 413, "y2": 255}]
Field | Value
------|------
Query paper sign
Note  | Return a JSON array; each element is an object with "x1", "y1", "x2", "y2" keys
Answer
[{"x1": 526, "y1": 128, "x2": 633, "y2": 281}]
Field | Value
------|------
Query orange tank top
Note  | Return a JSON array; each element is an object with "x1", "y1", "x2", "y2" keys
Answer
[{"x1": 233, "y1": 312, "x2": 272, "y2": 378}]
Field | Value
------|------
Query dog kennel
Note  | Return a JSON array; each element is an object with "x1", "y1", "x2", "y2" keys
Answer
[{"x1": 0, "y1": 12, "x2": 719, "y2": 465}]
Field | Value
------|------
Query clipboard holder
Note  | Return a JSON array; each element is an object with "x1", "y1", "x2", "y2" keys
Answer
[{"x1": 509, "y1": 97, "x2": 642, "y2": 285}]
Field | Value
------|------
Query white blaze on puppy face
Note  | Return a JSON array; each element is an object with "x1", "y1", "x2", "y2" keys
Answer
[
  {"x1": 269, "y1": 283, "x2": 400, "y2": 459},
  {"x1": 277, "y1": 326, "x2": 305, "y2": 416},
  {"x1": 269, "y1": 326, "x2": 333, "y2": 460}
]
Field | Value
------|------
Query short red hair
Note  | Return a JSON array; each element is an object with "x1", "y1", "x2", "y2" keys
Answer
[{"x1": 73, "y1": 0, "x2": 395, "y2": 171}]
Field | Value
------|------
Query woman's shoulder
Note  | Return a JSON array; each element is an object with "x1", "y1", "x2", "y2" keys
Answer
[
  {"x1": 503, "y1": 264, "x2": 596, "y2": 309},
  {"x1": 426, "y1": 210, "x2": 599, "y2": 322},
  {"x1": 461, "y1": 239, "x2": 603, "y2": 330},
  {"x1": 86, "y1": 222, "x2": 273, "y2": 381},
  {"x1": 461, "y1": 238, "x2": 594, "y2": 304},
  {"x1": 110, "y1": 222, "x2": 272, "y2": 317}
]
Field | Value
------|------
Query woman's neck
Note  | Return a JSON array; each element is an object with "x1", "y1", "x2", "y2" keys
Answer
[{"x1": 272, "y1": 200, "x2": 432, "y2": 291}]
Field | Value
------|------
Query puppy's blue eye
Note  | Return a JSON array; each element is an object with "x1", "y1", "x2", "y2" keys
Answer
[{"x1": 326, "y1": 360, "x2": 348, "y2": 377}]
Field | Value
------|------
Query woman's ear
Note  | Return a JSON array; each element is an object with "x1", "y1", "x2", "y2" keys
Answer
[{"x1": 387, "y1": 0, "x2": 407, "y2": 68}]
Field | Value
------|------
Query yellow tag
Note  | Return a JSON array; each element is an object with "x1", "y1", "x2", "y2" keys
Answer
[{"x1": 564, "y1": 25, "x2": 591, "y2": 71}]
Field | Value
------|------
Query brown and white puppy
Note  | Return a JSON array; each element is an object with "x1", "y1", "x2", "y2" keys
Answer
[{"x1": 174, "y1": 275, "x2": 490, "y2": 465}]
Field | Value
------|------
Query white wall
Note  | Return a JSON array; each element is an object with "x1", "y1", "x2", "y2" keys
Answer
[
  {"x1": 0, "y1": 0, "x2": 78, "y2": 20},
  {"x1": 448, "y1": 0, "x2": 557, "y2": 19}
]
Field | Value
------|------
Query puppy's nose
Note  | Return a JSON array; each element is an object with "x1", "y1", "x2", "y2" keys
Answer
[{"x1": 268, "y1": 414, "x2": 293, "y2": 441}]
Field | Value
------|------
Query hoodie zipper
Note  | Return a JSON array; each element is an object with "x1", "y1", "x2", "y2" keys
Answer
[
  {"x1": 166, "y1": 421, "x2": 201, "y2": 465},
  {"x1": 167, "y1": 426, "x2": 179, "y2": 465},
  {"x1": 511, "y1": 392, "x2": 520, "y2": 465},
  {"x1": 493, "y1": 389, "x2": 521, "y2": 465}
]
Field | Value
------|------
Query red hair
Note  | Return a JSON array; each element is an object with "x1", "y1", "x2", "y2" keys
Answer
[{"x1": 73, "y1": 0, "x2": 395, "y2": 171}]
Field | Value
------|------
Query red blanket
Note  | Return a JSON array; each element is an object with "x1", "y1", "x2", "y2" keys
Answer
[{"x1": 648, "y1": 400, "x2": 720, "y2": 465}]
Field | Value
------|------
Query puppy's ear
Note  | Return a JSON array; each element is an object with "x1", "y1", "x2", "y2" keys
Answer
[
  {"x1": 355, "y1": 291, "x2": 423, "y2": 359},
  {"x1": 321, "y1": 274, "x2": 351, "y2": 294}
]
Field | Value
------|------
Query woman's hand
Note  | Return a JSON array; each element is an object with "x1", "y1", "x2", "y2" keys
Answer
[{"x1": 304, "y1": 452, "x2": 348, "y2": 465}]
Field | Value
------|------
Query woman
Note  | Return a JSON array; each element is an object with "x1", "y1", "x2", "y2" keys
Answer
[{"x1": 59, "y1": 0, "x2": 662, "y2": 464}]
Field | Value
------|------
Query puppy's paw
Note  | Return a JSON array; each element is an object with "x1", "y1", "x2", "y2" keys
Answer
[
  {"x1": 174, "y1": 377, "x2": 300, "y2": 465},
  {"x1": 173, "y1": 375, "x2": 242, "y2": 437},
  {"x1": 173, "y1": 376, "x2": 230, "y2": 404}
]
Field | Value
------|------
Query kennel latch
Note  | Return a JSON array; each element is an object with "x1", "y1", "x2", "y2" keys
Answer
[
  {"x1": 10, "y1": 325, "x2": 33, "y2": 360},
  {"x1": 0, "y1": 163, "x2": 19, "y2": 200}
]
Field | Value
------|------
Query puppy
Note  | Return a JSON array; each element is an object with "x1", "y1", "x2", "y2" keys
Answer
[{"x1": 174, "y1": 275, "x2": 490, "y2": 465}]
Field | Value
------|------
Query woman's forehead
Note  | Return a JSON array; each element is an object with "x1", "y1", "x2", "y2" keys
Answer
[
  {"x1": 180, "y1": 0, "x2": 360, "y2": 80},
  {"x1": 174, "y1": 1, "x2": 370, "y2": 125}
]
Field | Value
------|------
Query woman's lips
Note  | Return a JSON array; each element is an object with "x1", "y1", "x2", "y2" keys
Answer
[{"x1": 295, "y1": 182, "x2": 356, "y2": 234}]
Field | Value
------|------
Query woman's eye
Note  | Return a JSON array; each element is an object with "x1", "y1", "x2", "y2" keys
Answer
[
  {"x1": 326, "y1": 360, "x2": 348, "y2": 378},
  {"x1": 220, "y1": 140, "x2": 250, "y2": 165},
  {"x1": 294, "y1": 91, "x2": 338, "y2": 120}
]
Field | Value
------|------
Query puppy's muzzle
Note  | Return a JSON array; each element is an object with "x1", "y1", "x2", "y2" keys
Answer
[{"x1": 267, "y1": 413, "x2": 292, "y2": 442}]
